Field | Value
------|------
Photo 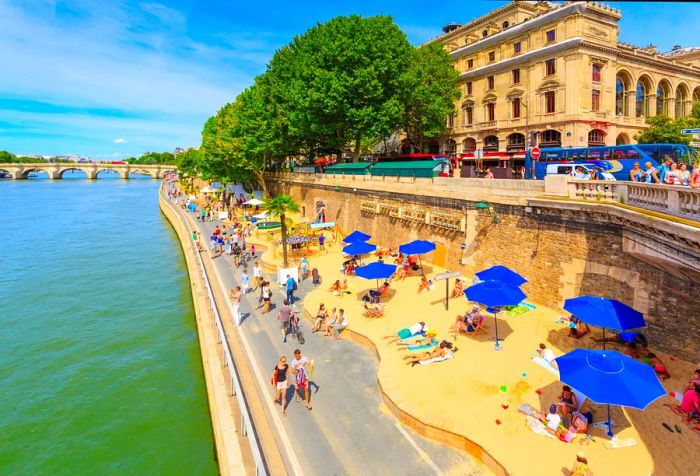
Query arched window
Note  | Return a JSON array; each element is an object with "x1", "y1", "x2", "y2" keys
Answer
[
  {"x1": 615, "y1": 75, "x2": 628, "y2": 116},
  {"x1": 507, "y1": 133, "x2": 525, "y2": 151},
  {"x1": 675, "y1": 85, "x2": 688, "y2": 117},
  {"x1": 694, "y1": 87, "x2": 700, "y2": 104},
  {"x1": 539, "y1": 130, "x2": 561, "y2": 147},
  {"x1": 588, "y1": 129, "x2": 605, "y2": 146},
  {"x1": 482, "y1": 29, "x2": 488, "y2": 38},
  {"x1": 636, "y1": 78, "x2": 651, "y2": 117},
  {"x1": 483, "y1": 135, "x2": 499, "y2": 151},
  {"x1": 656, "y1": 80, "x2": 670, "y2": 116},
  {"x1": 463, "y1": 138, "x2": 477, "y2": 152},
  {"x1": 502, "y1": 21, "x2": 509, "y2": 30},
  {"x1": 445, "y1": 139, "x2": 457, "y2": 153},
  {"x1": 616, "y1": 133, "x2": 630, "y2": 145}
]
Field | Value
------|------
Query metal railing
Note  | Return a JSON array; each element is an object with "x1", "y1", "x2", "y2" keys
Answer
[{"x1": 161, "y1": 186, "x2": 268, "y2": 476}]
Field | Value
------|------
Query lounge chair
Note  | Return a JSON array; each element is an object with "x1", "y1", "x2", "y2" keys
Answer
[
  {"x1": 451, "y1": 315, "x2": 487, "y2": 338},
  {"x1": 363, "y1": 303, "x2": 384, "y2": 319}
]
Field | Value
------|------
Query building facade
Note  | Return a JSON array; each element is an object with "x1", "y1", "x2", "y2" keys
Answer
[{"x1": 427, "y1": 1, "x2": 700, "y2": 158}]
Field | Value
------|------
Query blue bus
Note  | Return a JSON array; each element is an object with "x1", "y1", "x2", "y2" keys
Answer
[{"x1": 525, "y1": 143, "x2": 696, "y2": 180}]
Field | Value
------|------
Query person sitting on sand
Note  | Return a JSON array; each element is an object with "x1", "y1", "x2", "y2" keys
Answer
[
  {"x1": 537, "y1": 404, "x2": 562, "y2": 434},
  {"x1": 404, "y1": 341, "x2": 450, "y2": 366},
  {"x1": 685, "y1": 369, "x2": 700, "y2": 392},
  {"x1": 393, "y1": 252, "x2": 404, "y2": 265},
  {"x1": 558, "y1": 385, "x2": 578, "y2": 420},
  {"x1": 450, "y1": 279, "x2": 464, "y2": 298},
  {"x1": 312, "y1": 303, "x2": 329, "y2": 333},
  {"x1": 537, "y1": 343, "x2": 558, "y2": 368},
  {"x1": 680, "y1": 384, "x2": 700, "y2": 419},
  {"x1": 395, "y1": 266, "x2": 408, "y2": 281},
  {"x1": 418, "y1": 276, "x2": 431, "y2": 294},
  {"x1": 367, "y1": 281, "x2": 389, "y2": 302},
  {"x1": 646, "y1": 353, "x2": 671, "y2": 380},
  {"x1": 570, "y1": 451, "x2": 591, "y2": 476},
  {"x1": 396, "y1": 330, "x2": 437, "y2": 350},
  {"x1": 328, "y1": 280, "x2": 343, "y2": 296},
  {"x1": 323, "y1": 308, "x2": 338, "y2": 336},
  {"x1": 567, "y1": 316, "x2": 590, "y2": 339},
  {"x1": 384, "y1": 322, "x2": 427, "y2": 345},
  {"x1": 450, "y1": 306, "x2": 481, "y2": 334},
  {"x1": 340, "y1": 279, "x2": 348, "y2": 291},
  {"x1": 594, "y1": 331, "x2": 648, "y2": 358}
]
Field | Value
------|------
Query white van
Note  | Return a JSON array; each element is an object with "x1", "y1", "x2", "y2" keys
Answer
[{"x1": 545, "y1": 163, "x2": 616, "y2": 181}]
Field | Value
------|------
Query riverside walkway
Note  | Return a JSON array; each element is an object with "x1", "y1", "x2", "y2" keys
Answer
[{"x1": 184, "y1": 205, "x2": 486, "y2": 475}]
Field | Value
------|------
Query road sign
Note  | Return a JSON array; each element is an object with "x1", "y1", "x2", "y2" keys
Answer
[
  {"x1": 690, "y1": 141, "x2": 700, "y2": 148},
  {"x1": 681, "y1": 128, "x2": 700, "y2": 135},
  {"x1": 530, "y1": 147, "x2": 541, "y2": 160},
  {"x1": 435, "y1": 271, "x2": 461, "y2": 281}
]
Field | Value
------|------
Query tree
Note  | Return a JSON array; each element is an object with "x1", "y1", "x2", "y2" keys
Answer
[
  {"x1": 176, "y1": 148, "x2": 201, "y2": 192},
  {"x1": 400, "y1": 42, "x2": 461, "y2": 152},
  {"x1": 263, "y1": 194, "x2": 299, "y2": 268},
  {"x1": 0, "y1": 150, "x2": 15, "y2": 162},
  {"x1": 636, "y1": 100, "x2": 700, "y2": 145},
  {"x1": 266, "y1": 15, "x2": 413, "y2": 161}
]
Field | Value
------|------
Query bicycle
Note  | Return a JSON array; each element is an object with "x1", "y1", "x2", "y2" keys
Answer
[{"x1": 289, "y1": 312, "x2": 305, "y2": 345}]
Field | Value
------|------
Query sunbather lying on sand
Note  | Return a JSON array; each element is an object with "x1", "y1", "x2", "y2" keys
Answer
[
  {"x1": 403, "y1": 341, "x2": 451, "y2": 365},
  {"x1": 396, "y1": 331, "x2": 437, "y2": 350},
  {"x1": 383, "y1": 322, "x2": 426, "y2": 345}
]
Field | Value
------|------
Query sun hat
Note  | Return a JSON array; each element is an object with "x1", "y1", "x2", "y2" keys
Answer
[
  {"x1": 426, "y1": 329, "x2": 437, "y2": 337},
  {"x1": 576, "y1": 451, "x2": 586, "y2": 459}
]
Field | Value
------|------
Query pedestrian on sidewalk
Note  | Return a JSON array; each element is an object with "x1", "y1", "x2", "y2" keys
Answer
[
  {"x1": 278, "y1": 299, "x2": 293, "y2": 343},
  {"x1": 252, "y1": 262, "x2": 263, "y2": 291},
  {"x1": 286, "y1": 274, "x2": 296, "y2": 303},
  {"x1": 291, "y1": 349, "x2": 313, "y2": 410},
  {"x1": 318, "y1": 233, "x2": 325, "y2": 251},
  {"x1": 240, "y1": 269, "x2": 250, "y2": 294},
  {"x1": 262, "y1": 282, "x2": 272, "y2": 314},
  {"x1": 300, "y1": 257, "x2": 309, "y2": 281},
  {"x1": 271, "y1": 356, "x2": 290, "y2": 416},
  {"x1": 229, "y1": 286, "x2": 242, "y2": 326}
]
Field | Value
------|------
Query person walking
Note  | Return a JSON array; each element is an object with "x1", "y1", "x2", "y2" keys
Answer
[
  {"x1": 278, "y1": 299, "x2": 293, "y2": 343},
  {"x1": 318, "y1": 233, "x2": 325, "y2": 252},
  {"x1": 291, "y1": 349, "x2": 312, "y2": 410},
  {"x1": 252, "y1": 262, "x2": 263, "y2": 291},
  {"x1": 229, "y1": 286, "x2": 242, "y2": 326},
  {"x1": 286, "y1": 274, "x2": 296, "y2": 303},
  {"x1": 300, "y1": 257, "x2": 309, "y2": 280},
  {"x1": 240, "y1": 269, "x2": 250, "y2": 294},
  {"x1": 271, "y1": 356, "x2": 290, "y2": 416},
  {"x1": 262, "y1": 282, "x2": 272, "y2": 314}
]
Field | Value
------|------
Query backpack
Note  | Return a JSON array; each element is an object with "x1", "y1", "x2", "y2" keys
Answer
[{"x1": 293, "y1": 279, "x2": 298, "y2": 291}]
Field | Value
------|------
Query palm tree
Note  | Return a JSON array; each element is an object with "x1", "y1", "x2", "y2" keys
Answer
[{"x1": 264, "y1": 194, "x2": 299, "y2": 268}]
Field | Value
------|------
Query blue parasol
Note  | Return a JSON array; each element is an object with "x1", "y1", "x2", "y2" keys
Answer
[
  {"x1": 475, "y1": 265, "x2": 527, "y2": 287},
  {"x1": 355, "y1": 261, "x2": 397, "y2": 292},
  {"x1": 343, "y1": 230, "x2": 371, "y2": 243},
  {"x1": 556, "y1": 348, "x2": 665, "y2": 436},
  {"x1": 464, "y1": 279, "x2": 527, "y2": 350},
  {"x1": 342, "y1": 241, "x2": 377, "y2": 256},
  {"x1": 564, "y1": 296, "x2": 646, "y2": 349},
  {"x1": 398, "y1": 240, "x2": 436, "y2": 276}
]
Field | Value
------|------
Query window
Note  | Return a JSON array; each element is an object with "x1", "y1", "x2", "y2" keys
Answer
[
  {"x1": 507, "y1": 133, "x2": 525, "y2": 150},
  {"x1": 467, "y1": 58, "x2": 474, "y2": 69},
  {"x1": 486, "y1": 103, "x2": 496, "y2": 121},
  {"x1": 546, "y1": 29, "x2": 556, "y2": 43},
  {"x1": 592, "y1": 89, "x2": 600, "y2": 112},
  {"x1": 482, "y1": 29, "x2": 488, "y2": 38},
  {"x1": 466, "y1": 82, "x2": 472, "y2": 95},
  {"x1": 512, "y1": 98, "x2": 521, "y2": 118},
  {"x1": 513, "y1": 42, "x2": 521, "y2": 54},
  {"x1": 502, "y1": 21, "x2": 510, "y2": 30},
  {"x1": 463, "y1": 138, "x2": 476, "y2": 152},
  {"x1": 488, "y1": 51, "x2": 495, "y2": 62},
  {"x1": 512, "y1": 68, "x2": 520, "y2": 84},
  {"x1": 545, "y1": 91, "x2": 556, "y2": 113},
  {"x1": 545, "y1": 59, "x2": 556, "y2": 76},
  {"x1": 588, "y1": 130, "x2": 605, "y2": 146},
  {"x1": 487, "y1": 76, "x2": 494, "y2": 90},
  {"x1": 540, "y1": 130, "x2": 561, "y2": 147},
  {"x1": 484, "y1": 135, "x2": 499, "y2": 151},
  {"x1": 464, "y1": 106, "x2": 473, "y2": 125},
  {"x1": 446, "y1": 114, "x2": 454, "y2": 128},
  {"x1": 592, "y1": 64, "x2": 601, "y2": 83}
]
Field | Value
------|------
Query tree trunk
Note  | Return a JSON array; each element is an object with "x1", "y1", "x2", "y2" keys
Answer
[
  {"x1": 280, "y1": 213, "x2": 289, "y2": 268},
  {"x1": 353, "y1": 135, "x2": 362, "y2": 162},
  {"x1": 254, "y1": 169, "x2": 269, "y2": 196}
]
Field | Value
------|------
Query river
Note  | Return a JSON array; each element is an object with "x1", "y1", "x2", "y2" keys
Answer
[{"x1": 0, "y1": 175, "x2": 218, "y2": 475}]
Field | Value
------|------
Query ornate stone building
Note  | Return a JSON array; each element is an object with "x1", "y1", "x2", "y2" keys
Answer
[{"x1": 427, "y1": 1, "x2": 700, "y2": 157}]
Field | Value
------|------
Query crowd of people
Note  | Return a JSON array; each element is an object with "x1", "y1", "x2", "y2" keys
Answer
[{"x1": 628, "y1": 156, "x2": 700, "y2": 186}]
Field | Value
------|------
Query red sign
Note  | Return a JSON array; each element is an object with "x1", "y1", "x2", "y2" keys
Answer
[{"x1": 530, "y1": 147, "x2": 541, "y2": 160}]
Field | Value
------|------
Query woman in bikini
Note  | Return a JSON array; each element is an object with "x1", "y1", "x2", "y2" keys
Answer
[
  {"x1": 450, "y1": 278, "x2": 464, "y2": 298},
  {"x1": 558, "y1": 385, "x2": 578, "y2": 419},
  {"x1": 403, "y1": 342, "x2": 449, "y2": 366},
  {"x1": 327, "y1": 280, "x2": 342, "y2": 296}
]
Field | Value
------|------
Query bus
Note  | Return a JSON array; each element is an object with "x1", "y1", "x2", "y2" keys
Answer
[{"x1": 524, "y1": 143, "x2": 697, "y2": 180}]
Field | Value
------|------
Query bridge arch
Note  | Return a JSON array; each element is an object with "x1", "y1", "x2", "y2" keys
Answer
[
  {"x1": 57, "y1": 167, "x2": 89, "y2": 179},
  {"x1": 128, "y1": 168, "x2": 156, "y2": 178},
  {"x1": 95, "y1": 168, "x2": 126, "y2": 179},
  {"x1": 21, "y1": 168, "x2": 50, "y2": 179}
]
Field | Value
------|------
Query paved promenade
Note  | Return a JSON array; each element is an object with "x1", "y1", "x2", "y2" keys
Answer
[{"x1": 190, "y1": 211, "x2": 486, "y2": 475}]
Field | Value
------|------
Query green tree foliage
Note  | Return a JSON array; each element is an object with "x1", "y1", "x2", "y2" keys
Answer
[
  {"x1": 636, "y1": 101, "x2": 700, "y2": 146},
  {"x1": 0, "y1": 150, "x2": 16, "y2": 162},
  {"x1": 175, "y1": 148, "x2": 200, "y2": 191},
  {"x1": 263, "y1": 194, "x2": 299, "y2": 268},
  {"x1": 127, "y1": 151, "x2": 176, "y2": 165},
  {"x1": 399, "y1": 42, "x2": 460, "y2": 152}
]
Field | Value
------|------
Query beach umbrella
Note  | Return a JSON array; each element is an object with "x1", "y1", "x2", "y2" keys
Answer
[
  {"x1": 343, "y1": 230, "x2": 371, "y2": 243},
  {"x1": 398, "y1": 239, "x2": 436, "y2": 276},
  {"x1": 556, "y1": 348, "x2": 665, "y2": 436},
  {"x1": 464, "y1": 280, "x2": 526, "y2": 350},
  {"x1": 564, "y1": 296, "x2": 646, "y2": 349},
  {"x1": 244, "y1": 198, "x2": 264, "y2": 206},
  {"x1": 342, "y1": 241, "x2": 377, "y2": 256},
  {"x1": 475, "y1": 265, "x2": 527, "y2": 287},
  {"x1": 355, "y1": 261, "x2": 397, "y2": 291}
]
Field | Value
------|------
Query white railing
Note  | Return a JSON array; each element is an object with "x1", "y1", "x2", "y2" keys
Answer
[
  {"x1": 161, "y1": 185, "x2": 268, "y2": 476},
  {"x1": 565, "y1": 179, "x2": 700, "y2": 221}
]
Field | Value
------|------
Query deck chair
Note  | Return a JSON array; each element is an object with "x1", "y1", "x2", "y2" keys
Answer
[{"x1": 363, "y1": 303, "x2": 385, "y2": 319}]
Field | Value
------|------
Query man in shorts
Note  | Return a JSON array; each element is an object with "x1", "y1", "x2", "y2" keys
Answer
[
  {"x1": 291, "y1": 349, "x2": 312, "y2": 410},
  {"x1": 278, "y1": 299, "x2": 293, "y2": 343},
  {"x1": 252, "y1": 262, "x2": 263, "y2": 290}
]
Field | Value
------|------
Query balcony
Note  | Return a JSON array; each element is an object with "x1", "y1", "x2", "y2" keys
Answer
[{"x1": 477, "y1": 120, "x2": 500, "y2": 129}]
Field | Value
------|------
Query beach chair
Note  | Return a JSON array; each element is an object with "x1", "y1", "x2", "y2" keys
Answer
[
  {"x1": 452, "y1": 315, "x2": 487, "y2": 338},
  {"x1": 363, "y1": 303, "x2": 384, "y2": 319}
]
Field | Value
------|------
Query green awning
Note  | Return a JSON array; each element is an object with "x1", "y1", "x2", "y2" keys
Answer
[
  {"x1": 325, "y1": 163, "x2": 372, "y2": 175},
  {"x1": 369, "y1": 160, "x2": 442, "y2": 178}
]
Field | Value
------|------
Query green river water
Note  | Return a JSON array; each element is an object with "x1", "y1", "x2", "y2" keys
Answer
[{"x1": 1, "y1": 176, "x2": 218, "y2": 475}]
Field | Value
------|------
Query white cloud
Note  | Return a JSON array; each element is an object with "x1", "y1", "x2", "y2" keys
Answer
[{"x1": 113, "y1": 138, "x2": 127, "y2": 144}]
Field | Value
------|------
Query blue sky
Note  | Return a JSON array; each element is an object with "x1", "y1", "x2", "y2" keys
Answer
[{"x1": 0, "y1": 1, "x2": 698, "y2": 159}]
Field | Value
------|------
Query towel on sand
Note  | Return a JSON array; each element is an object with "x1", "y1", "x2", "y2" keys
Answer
[{"x1": 419, "y1": 351, "x2": 454, "y2": 366}]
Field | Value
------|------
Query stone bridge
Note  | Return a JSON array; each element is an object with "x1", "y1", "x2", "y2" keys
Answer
[{"x1": 0, "y1": 163, "x2": 177, "y2": 180}]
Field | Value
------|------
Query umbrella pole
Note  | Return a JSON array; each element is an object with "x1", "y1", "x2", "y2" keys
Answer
[
  {"x1": 602, "y1": 328, "x2": 606, "y2": 350},
  {"x1": 419, "y1": 255, "x2": 424, "y2": 276},
  {"x1": 606, "y1": 404, "x2": 613, "y2": 437},
  {"x1": 494, "y1": 308, "x2": 502, "y2": 351}
]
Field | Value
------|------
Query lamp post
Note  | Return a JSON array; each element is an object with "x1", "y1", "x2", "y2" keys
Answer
[{"x1": 521, "y1": 100, "x2": 534, "y2": 179}]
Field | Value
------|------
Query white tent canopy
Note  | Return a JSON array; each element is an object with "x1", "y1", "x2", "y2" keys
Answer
[
  {"x1": 253, "y1": 210, "x2": 275, "y2": 219},
  {"x1": 243, "y1": 198, "x2": 265, "y2": 206}
]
